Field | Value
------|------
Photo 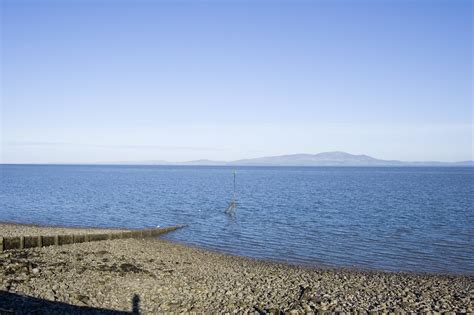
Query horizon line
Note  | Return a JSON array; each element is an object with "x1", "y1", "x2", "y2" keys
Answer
[{"x1": 1, "y1": 151, "x2": 473, "y2": 166}]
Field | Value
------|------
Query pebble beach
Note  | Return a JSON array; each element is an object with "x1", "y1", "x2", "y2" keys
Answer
[
  {"x1": 0, "y1": 222, "x2": 129, "y2": 237},
  {"x1": 0, "y1": 223, "x2": 472, "y2": 314}
]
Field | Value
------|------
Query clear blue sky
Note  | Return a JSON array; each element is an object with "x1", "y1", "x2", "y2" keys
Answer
[{"x1": 1, "y1": 0, "x2": 472, "y2": 163}]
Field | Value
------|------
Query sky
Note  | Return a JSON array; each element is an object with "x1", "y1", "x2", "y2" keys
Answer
[{"x1": 1, "y1": 0, "x2": 472, "y2": 163}]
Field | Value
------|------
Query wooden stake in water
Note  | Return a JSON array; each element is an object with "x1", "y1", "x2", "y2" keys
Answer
[{"x1": 225, "y1": 170, "x2": 237, "y2": 215}]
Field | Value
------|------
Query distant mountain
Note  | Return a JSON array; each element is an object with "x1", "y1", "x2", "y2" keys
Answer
[
  {"x1": 228, "y1": 152, "x2": 474, "y2": 166},
  {"x1": 229, "y1": 151, "x2": 403, "y2": 166},
  {"x1": 107, "y1": 151, "x2": 473, "y2": 167}
]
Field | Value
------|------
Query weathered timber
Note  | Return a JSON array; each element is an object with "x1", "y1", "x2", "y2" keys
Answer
[{"x1": 0, "y1": 225, "x2": 184, "y2": 251}]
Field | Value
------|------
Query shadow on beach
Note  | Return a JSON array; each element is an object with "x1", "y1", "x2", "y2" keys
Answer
[{"x1": 0, "y1": 291, "x2": 140, "y2": 315}]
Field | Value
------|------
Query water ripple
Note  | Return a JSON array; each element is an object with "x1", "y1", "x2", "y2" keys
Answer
[{"x1": 1, "y1": 165, "x2": 473, "y2": 274}]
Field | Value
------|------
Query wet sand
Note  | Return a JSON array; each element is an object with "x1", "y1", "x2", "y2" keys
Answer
[{"x1": 0, "y1": 223, "x2": 472, "y2": 313}]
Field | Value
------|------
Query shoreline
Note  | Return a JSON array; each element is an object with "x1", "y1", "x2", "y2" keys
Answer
[
  {"x1": 0, "y1": 222, "x2": 473, "y2": 313},
  {"x1": 3, "y1": 220, "x2": 469, "y2": 277},
  {"x1": 2, "y1": 220, "x2": 473, "y2": 277},
  {"x1": 0, "y1": 221, "x2": 131, "y2": 238},
  {"x1": 0, "y1": 220, "x2": 132, "y2": 230},
  {"x1": 164, "y1": 237, "x2": 474, "y2": 279}
]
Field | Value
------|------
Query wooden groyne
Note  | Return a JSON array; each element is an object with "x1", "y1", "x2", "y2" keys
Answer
[{"x1": 0, "y1": 225, "x2": 184, "y2": 252}]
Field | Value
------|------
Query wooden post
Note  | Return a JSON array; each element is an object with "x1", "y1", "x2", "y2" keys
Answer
[
  {"x1": 0, "y1": 237, "x2": 3, "y2": 252},
  {"x1": 38, "y1": 236, "x2": 43, "y2": 247},
  {"x1": 19, "y1": 236, "x2": 24, "y2": 249},
  {"x1": 54, "y1": 235, "x2": 59, "y2": 246}
]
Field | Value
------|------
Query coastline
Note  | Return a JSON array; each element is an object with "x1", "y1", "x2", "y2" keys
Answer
[
  {"x1": 0, "y1": 222, "x2": 472, "y2": 313},
  {"x1": 160, "y1": 237, "x2": 473, "y2": 279},
  {"x1": 0, "y1": 221, "x2": 131, "y2": 238}
]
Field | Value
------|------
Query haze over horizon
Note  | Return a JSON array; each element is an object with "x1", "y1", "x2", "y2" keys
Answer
[{"x1": 1, "y1": 0, "x2": 472, "y2": 164}]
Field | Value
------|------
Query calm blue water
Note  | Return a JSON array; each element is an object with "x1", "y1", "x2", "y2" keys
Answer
[{"x1": 1, "y1": 165, "x2": 473, "y2": 274}]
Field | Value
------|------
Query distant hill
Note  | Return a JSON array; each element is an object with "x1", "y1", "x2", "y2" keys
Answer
[
  {"x1": 229, "y1": 151, "x2": 402, "y2": 166},
  {"x1": 107, "y1": 151, "x2": 473, "y2": 166}
]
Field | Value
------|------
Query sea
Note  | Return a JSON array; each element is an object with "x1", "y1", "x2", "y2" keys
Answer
[{"x1": 1, "y1": 165, "x2": 473, "y2": 274}]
